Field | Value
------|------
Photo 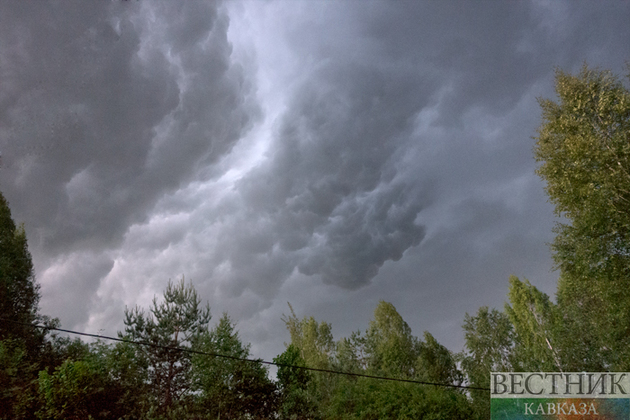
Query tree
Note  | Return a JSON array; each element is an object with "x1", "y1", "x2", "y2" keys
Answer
[
  {"x1": 279, "y1": 302, "x2": 473, "y2": 419},
  {"x1": 363, "y1": 301, "x2": 418, "y2": 379},
  {"x1": 328, "y1": 320, "x2": 472, "y2": 420},
  {"x1": 0, "y1": 191, "x2": 41, "y2": 350},
  {"x1": 105, "y1": 340, "x2": 151, "y2": 418},
  {"x1": 0, "y1": 338, "x2": 39, "y2": 419},
  {"x1": 283, "y1": 304, "x2": 335, "y2": 371},
  {"x1": 193, "y1": 313, "x2": 277, "y2": 419},
  {"x1": 460, "y1": 307, "x2": 514, "y2": 420},
  {"x1": 331, "y1": 377, "x2": 473, "y2": 420},
  {"x1": 281, "y1": 303, "x2": 335, "y2": 417},
  {"x1": 416, "y1": 331, "x2": 462, "y2": 386},
  {"x1": 504, "y1": 276, "x2": 562, "y2": 372},
  {"x1": 534, "y1": 64, "x2": 630, "y2": 369},
  {"x1": 36, "y1": 346, "x2": 128, "y2": 420},
  {"x1": 274, "y1": 344, "x2": 315, "y2": 420},
  {"x1": 0, "y1": 191, "x2": 56, "y2": 419},
  {"x1": 120, "y1": 278, "x2": 211, "y2": 416}
]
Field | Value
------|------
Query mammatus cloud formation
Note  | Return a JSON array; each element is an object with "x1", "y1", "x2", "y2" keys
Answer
[
  {"x1": 1, "y1": 0, "x2": 630, "y2": 360},
  {"x1": 1, "y1": 1, "x2": 255, "y2": 253}
]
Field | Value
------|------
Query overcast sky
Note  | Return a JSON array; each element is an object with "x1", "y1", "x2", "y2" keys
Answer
[{"x1": 2, "y1": 0, "x2": 630, "y2": 364}]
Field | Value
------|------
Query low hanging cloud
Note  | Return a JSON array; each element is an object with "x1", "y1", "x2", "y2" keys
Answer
[
  {"x1": 1, "y1": 0, "x2": 630, "y2": 361},
  {"x1": 0, "y1": 0, "x2": 257, "y2": 256},
  {"x1": 233, "y1": 62, "x2": 432, "y2": 289}
]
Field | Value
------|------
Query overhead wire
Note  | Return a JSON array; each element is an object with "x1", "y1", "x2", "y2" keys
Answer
[{"x1": 1, "y1": 317, "x2": 490, "y2": 391}]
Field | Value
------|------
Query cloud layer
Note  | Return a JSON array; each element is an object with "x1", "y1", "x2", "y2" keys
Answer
[{"x1": 1, "y1": 0, "x2": 629, "y2": 360}]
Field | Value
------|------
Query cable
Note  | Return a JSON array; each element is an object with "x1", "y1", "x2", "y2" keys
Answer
[{"x1": 1, "y1": 318, "x2": 490, "y2": 391}]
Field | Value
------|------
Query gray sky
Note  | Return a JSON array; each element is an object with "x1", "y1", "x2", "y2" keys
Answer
[{"x1": 2, "y1": 0, "x2": 629, "y2": 363}]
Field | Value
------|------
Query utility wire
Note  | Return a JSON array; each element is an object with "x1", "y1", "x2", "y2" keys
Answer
[{"x1": 1, "y1": 318, "x2": 490, "y2": 391}]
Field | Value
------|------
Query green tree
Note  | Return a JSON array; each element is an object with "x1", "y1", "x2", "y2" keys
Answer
[
  {"x1": 274, "y1": 344, "x2": 315, "y2": 420},
  {"x1": 105, "y1": 340, "x2": 151, "y2": 418},
  {"x1": 282, "y1": 304, "x2": 335, "y2": 417},
  {"x1": 0, "y1": 191, "x2": 56, "y2": 419},
  {"x1": 0, "y1": 191, "x2": 45, "y2": 353},
  {"x1": 334, "y1": 334, "x2": 364, "y2": 374},
  {"x1": 193, "y1": 313, "x2": 277, "y2": 419},
  {"x1": 534, "y1": 64, "x2": 630, "y2": 369},
  {"x1": 460, "y1": 307, "x2": 514, "y2": 420},
  {"x1": 332, "y1": 316, "x2": 471, "y2": 419},
  {"x1": 120, "y1": 278, "x2": 211, "y2": 417},
  {"x1": 331, "y1": 378, "x2": 472, "y2": 420},
  {"x1": 283, "y1": 304, "x2": 335, "y2": 371},
  {"x1": 0, "y1": 339, "x2": 39, "y2": 419},
  {"x1": 504, "y1": 276, "x2": 562, "y2": 372},
  {"x1": 36, "y1": 346, "x2": 127, "y2": 420},
  {"x1": 363, "y1": 301, "x2": 418, "y2": 379},
  {"x1": 416, "y1": 331, "x2": 462, "y2": 386},
  {"x1": 279, "y1": 302, "x2": 472, "y2": 419},
  {"x1": 328, "y1": 327, "x2": 473, "y2": 420}
]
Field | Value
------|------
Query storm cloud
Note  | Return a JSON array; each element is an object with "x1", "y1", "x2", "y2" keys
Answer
[
  {"x1": 1, "y1": 0, "x2": 629, "y2": 360},
  {"x1": 1, "y1": 1, "x2": 255, "y2": 253}
]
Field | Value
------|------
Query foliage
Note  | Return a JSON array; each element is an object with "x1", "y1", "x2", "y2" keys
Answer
[
  {"x1": 106, "y1": 340, "x2": 151, "y2": 419},
  {"x1": 193, "y1": 313, "x2": 277, "y2": 419},
  {"x1": 0, "y1": 192, "x2": 49, "y2": 359},
  {"x1": 281, "y1": 304, "x2": 336, "y2": 417},
  {"x1": 460, "y1": 306, "x2": 513, "y2": 419},
  {"x1": 534, "y1": 64, "x2": 630, "y2": 369},
  {"x1": 120, "y1": 277, "x2": 211, "y2": 416},
  {"x1": 0, "y1": 339, "x2": 40, "y2": 420},
  {"x1": 416, "y1": 331, "x2": 462, "y2": 386},
  {"x1": 504, "y1": 276, "x2": 562, "y2": 372},
  {"x1": 281, "y1": 301, "x2": 473, "y2": 419},
  {"x1": 283, "y1": 303, "x2": 335, "y2": 371},
  {"x1": 329, "y1": 378, "x2": 473, "y2": 420},
  {"x1": 36, "y1": 352, "x2": 126, "y2": 420},
  {"x1": 0, "y1": 191, "x2": 59, "y2": 419},
  {"x1": 363, "y1": 301, "x2": 419, "y2": 378},
  {"x1": 274, "y1": 344, "x2": 316, "y2": 419}
]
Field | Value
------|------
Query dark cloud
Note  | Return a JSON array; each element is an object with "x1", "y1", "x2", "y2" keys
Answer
[
  {"x1": 41, "y1": 251, "x2": 115, "y2": 330},
  {"x1": 0, "y1": 0, "x2": 256, "y2": 254},
  {"x1": 221, "y1": 0, "x2": 549, "y2": 291},
  {"x1": 229, "y1": 60, "x2": 433, "y2": 288},
  {"x1": 1, "y1": 0, "x2": 629, "y2": 363}
]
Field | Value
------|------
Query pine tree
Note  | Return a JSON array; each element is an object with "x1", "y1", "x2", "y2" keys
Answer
[
  {"x1": 0, "y1": 191, "x2": 40, "y2": 346},
  {"x1": 0, "y1": 191, "x2": 50, "y2": 419},
  {"x1": 120, "y1": 278, "x2": 211, "y2": 416}
]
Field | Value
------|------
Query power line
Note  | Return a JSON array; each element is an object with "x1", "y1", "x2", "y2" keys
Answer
[{"x1": 1, "y1": 318, "x2": 490, "y2": 391}]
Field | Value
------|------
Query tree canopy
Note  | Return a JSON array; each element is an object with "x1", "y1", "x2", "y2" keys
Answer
[
  {"x1": 0, "y1": 192, "x2": 55, "y2": 419},
  {"x1": 460, "y1": 63, "x2": 630, "y2": 418},
  {"x1": 534, "y1": 64, "x2": 630, "y2": 369},
  {"x1": 0, "y1": 192, "x2": 40, "y2": 346},
  {"x1": 278, "y1": 301, "x2": 472, "y2": 419}
]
